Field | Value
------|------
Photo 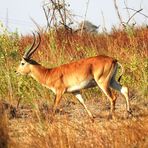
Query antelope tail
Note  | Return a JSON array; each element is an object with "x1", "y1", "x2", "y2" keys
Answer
[{"x1": 117, "y1": 62, "x2": 125, "y2": 82}]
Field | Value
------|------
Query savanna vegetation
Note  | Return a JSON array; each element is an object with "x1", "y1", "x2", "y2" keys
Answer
[{"x1": 0, "y1": 23, "x2": 148, "y2": 147}]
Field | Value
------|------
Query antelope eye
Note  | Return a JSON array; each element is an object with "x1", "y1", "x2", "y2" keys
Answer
[{"x1": 21, "y1": 62, "x2": 25, "y2": 65}]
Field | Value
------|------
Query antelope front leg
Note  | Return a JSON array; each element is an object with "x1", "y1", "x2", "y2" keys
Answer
[
  {"x1": 53, "y1": 93, "x2": 62, "y2": 114},
  {"x1": 50, "y1": 91, "x2": 63, "y2": 122},
  {"x1": 73, "y1": 92, "x2": 95, "y2": 122}
]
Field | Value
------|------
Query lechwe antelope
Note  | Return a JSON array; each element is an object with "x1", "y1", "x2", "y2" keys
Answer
[{"x1": 16, "y1": 32, "x2": 132, "y2": 121}]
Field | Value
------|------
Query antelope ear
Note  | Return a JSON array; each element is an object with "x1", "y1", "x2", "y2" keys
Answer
[
  {"x1": 23, "y1": 57, "x2": 27, "y2": 61},
  {"x1": 23, "y1": 57, "x2": 29, "y2": 62}
]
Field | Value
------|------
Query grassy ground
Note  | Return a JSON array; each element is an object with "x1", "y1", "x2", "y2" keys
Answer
[
  {"x1": 4, "y1": 96, "x2": 148, "y2": 148},
  {"x1": 0, "y1": 26, "x2": 148, "y2": 147}
]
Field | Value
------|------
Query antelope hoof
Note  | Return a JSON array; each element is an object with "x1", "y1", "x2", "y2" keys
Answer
[
  {"x1": 127, "y1": 109, "x2": 133, "y2": 118},
  {"x1": 91, "y1": 117, "x2": 95, "y2": 123},
  {"x1": 128, "y1": 108, "x2": 132, "y2": 114},
  {"x1": 107, "y1": 113, "x2": 116, "y2": 120},
  {"x1": 124, "y1": 109, "x2": 133, "y2": 119},
  {"x1": 49, "y1": 116, "x2": 55, "y2": 124},
  {"x1": 90, "y1": 115, "x2": 95, "y2": 123},
  {"x1": 108, "y1": 114, "x2": 113, "y2": 120}
]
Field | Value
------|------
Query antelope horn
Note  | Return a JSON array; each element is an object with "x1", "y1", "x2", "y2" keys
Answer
[
  {"x1": 27, "y1": 32, "x2": 41, "y2": 59},
  {"x1": 23, "y1": 32, "x2": 36, "y2": 59}
]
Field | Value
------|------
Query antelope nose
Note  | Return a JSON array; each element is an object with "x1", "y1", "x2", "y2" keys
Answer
[{"x1": 15, "y1": 70, "x2": 19, "y2": 75}]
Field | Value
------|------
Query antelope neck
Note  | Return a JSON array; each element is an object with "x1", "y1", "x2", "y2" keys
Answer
[{"x1": 30, "y1": 64, "x2": 49, "y2": 84}]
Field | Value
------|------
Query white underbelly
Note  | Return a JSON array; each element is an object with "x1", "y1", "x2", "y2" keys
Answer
[{"x1": 67, "y1": 79, "x2": 97, "y2": 92}]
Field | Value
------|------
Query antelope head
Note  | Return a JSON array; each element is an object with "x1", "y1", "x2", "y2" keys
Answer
[{"x1": 16, "y1": 32, "x2": 41, "y2": 75}]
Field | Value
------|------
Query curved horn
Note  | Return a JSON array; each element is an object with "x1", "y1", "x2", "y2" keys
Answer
[
  {"x1": 27, "y1": 32, "x2": 41, "y2": 58},
  {"x1": 23, "y1": 32, "x2": 36, "y2": 59}
]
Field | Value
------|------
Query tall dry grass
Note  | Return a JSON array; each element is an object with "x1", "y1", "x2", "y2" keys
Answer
[
  {"x1": 0, "y1": 26, "x2": 148, "y2": 147},
  {"x1": 30, "y1": 118, "x2": 148, "y2": 148},
  {"x1": 8, "y1": 98, "x2": 148, "y2": 148}
]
